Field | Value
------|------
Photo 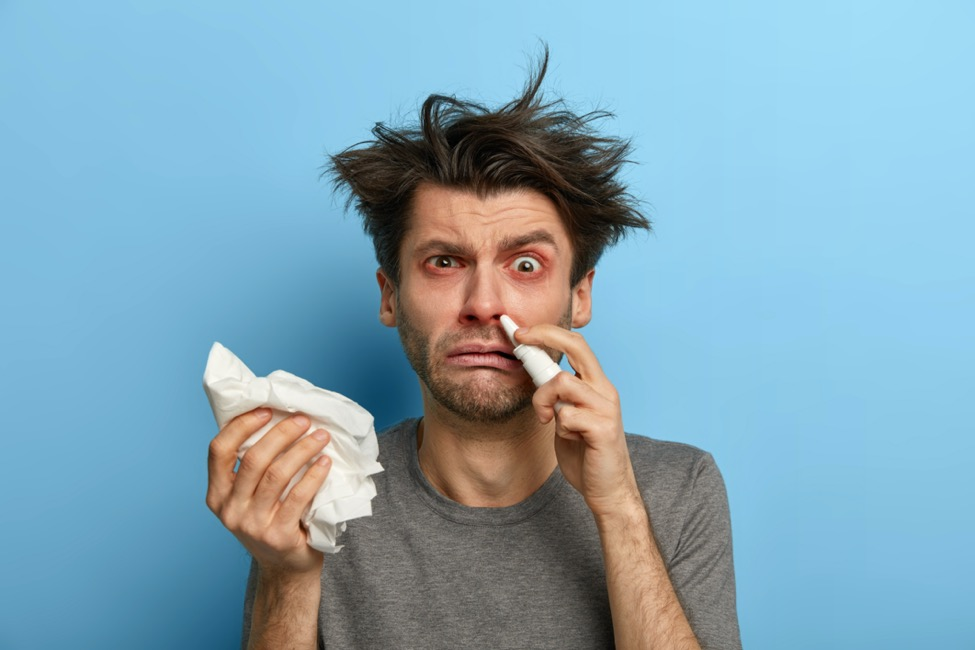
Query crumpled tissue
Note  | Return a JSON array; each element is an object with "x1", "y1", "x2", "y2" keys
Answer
[{"x1": 202, "y1": 342, "x2": 383, "y2": 553}]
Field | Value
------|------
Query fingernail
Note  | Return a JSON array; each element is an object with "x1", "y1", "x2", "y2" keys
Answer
[
  {"x1": 254, "y1": 408, "x2": 272, "y2": 420},
  {"x1": 312, "y1": 430, "x2": 328, "y2": 442},
  {"x1": 293, "y1": 414, "x2": 310, "y2": 428},
  {"x1": 316, "y1": 455, "x2": 331, "y2": 467}
]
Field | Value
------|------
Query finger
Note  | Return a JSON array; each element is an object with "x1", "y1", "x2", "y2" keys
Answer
[
  {"x1": 252, "y1": 429, "x2": 331, "y2": 513},
  {"x1": 515, "y1": 325, "x2": 614, "y2": 395},
  {"x1": 531, "y1": 371, "x2": 604, "y2": 422},
  {"x1": 232, "y1": 414, "x2": 313, "y2": 498},
  {"x1": 555, "y1": 406, "x2": 615, "y2": 444},
  {"x1": 207, "y1": 408, "x2": 273, "y2": 510},
  {"x1": 275, "y1": 453, "x2": 333, "y2": 527}
]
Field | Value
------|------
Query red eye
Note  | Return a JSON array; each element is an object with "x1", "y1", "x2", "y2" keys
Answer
[
  {"x1": 428, "y1": 255, "x2": 459, "y2": 269},
  {"x1": 511, "y1": 256, "x2": 540, "y2": 273}
]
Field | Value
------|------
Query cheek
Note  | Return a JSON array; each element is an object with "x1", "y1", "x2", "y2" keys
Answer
[
  {"x1": 396, "y1": 288, "x2": 445, "y2": 333},
  {"x1": 507, "y1": 281, "x2": 571, "y2": 317}
]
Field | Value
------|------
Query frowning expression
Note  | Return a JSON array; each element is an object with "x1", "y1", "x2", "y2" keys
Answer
[{"x1": 378, "y1": 183, "x2": 593, "y2": 422}]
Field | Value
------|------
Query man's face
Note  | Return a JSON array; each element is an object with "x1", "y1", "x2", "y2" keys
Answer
[{"x1": 377, "y1": 183, "x2": 593, "y2": 423}]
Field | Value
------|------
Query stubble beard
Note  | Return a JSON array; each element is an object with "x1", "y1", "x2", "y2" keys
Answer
[{"x1": 396, "y1": 303, "x2": 572, "y2": 424}]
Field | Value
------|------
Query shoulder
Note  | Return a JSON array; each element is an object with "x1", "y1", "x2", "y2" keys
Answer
[
  {"x1": 624, "y1": 433, "x2": 721, "y2": 487},
  {"x1": 374, "y1": 418, "x2": 419, "y2": 465},
  {"x1": 377, "y1": 418, "x2": 418, "y2": 443}
]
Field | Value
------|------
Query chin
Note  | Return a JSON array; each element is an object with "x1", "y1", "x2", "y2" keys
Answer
[{"x1": 428, "y1": 373, "x2": 534, "y2": 424}]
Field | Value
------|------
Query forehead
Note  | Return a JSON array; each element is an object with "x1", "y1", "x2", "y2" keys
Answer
[{"x1": 405, "y1": 184, "x2": 571, "y2": 251}]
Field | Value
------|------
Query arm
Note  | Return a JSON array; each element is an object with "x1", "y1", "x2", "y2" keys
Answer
[
  {"x1": 595, "y1": 488, "x2": 700, "y2": 649},
  {"x1": 515, "y1": 325, "x2": 733, "y2": 649},
  {"x1": 244, "y1": 561, "x2": 322, "y2": 650},
  {"x1": 206, "y1": 408, "x2": 332, "y2": 650}
]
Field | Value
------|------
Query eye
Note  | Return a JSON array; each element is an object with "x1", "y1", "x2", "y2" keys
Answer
[
  {"x1": 428, "y1": 255, "x2": 460, "y2": 269},
  {"x1": 511, "y1": 256, "x2": 540, "y2": 273}
]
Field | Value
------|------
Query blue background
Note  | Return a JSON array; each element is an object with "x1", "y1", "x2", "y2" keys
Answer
[{"x1": 1, "y1": 1, "x2": 972, "y2": 648}]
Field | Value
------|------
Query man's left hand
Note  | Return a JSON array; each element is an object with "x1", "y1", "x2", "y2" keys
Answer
[{"x1": 513, "y1": 324, "x2": 642, "y2": 519}]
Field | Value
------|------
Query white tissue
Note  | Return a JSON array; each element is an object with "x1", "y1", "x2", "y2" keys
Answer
[{"x1": 202, "y1": 342, "x2": 383, "y2": 553}]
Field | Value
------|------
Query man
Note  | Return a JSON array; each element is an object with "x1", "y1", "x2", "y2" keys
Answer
[{"x1": 207, "y1": 53, "x2": 741, "y2": 649}]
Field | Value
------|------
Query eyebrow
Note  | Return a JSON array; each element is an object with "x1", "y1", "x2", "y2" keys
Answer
[
  {"x1": 498, "y1": 229, "x2": 560, "y2": 254},
  {"x1": 412, "y1": 239, "x2": 473, "y2": 259},
  {"x1": 413, "y1": 229, "x2": 560, "y2": 259}
]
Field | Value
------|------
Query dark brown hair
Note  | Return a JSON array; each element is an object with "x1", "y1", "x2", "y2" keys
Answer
[{"x1": 327, "y1": 48, "x2": 650, "y2": 286}]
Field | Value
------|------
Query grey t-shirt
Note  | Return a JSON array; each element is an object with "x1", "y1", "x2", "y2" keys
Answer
[{"x1": 242, "y1": 419, "x2": 740, "y2": 649}]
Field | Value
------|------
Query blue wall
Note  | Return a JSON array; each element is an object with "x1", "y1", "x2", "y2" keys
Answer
[{"x1": 1, "y1": 2, "x2": 972, "y2": 648}]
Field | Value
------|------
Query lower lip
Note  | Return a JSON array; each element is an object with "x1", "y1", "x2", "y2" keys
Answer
[{"x1": 446, "y1": 353, "x2": 522, "y2": 370}]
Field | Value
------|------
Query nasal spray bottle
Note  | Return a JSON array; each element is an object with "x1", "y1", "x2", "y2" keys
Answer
[{"x1": 500, "y1": 314, "x2": 569, "y2": 413}]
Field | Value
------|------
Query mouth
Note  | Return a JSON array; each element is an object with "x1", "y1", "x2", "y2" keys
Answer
[
  {"x1": 448, "y1": 342, "x2": 515, "y2": 356},
  {"x1": 445, "y1": 344, "x2": 520, "y2": 369},
  {"x1": 471, "y1": 350, "x2": 516, "y2": 361}
]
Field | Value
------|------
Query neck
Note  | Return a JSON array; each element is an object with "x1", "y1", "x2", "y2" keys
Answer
[{"x1": 417, "y1": 395, "x2": 557, "y2": 508}]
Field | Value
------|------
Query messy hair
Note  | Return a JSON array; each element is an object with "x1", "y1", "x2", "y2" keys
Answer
[{"x1": 327, "y1": 47, "x2": 650, "y2": 286}]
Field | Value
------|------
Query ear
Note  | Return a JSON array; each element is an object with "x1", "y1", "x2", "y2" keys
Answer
[
  {"x1": 570, "y1": 269, "x2": 595, "y2": 328},
  {"x1": 376, "y1": 268, "x2": 397, "y2": 328}
]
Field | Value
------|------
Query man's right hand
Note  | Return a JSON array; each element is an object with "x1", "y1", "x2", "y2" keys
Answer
[{"x1": 206, "y1": 408, "x2": 333, "y2": 576}]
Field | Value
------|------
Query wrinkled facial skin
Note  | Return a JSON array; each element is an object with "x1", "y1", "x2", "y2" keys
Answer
[
  {"x1": 378, "y1": 184, "x2": 593, "y2": 424},
  {"x1": 395, "y1": 297, "x2": 572, "y2": 423}
]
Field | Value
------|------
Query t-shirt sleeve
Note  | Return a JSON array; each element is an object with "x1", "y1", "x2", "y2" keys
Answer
[{"x1": 666, "y1": 452, "x2": 741, "y2": 650}]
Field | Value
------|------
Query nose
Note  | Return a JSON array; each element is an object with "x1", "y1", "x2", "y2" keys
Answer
[{"x1": 459, "y1": 265, "x2": 505, "y2": 325}]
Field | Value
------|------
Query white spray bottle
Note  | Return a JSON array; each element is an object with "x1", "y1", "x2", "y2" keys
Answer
[{"x1": 500, "y1": 314, "x2": 569, "y2": 412}]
